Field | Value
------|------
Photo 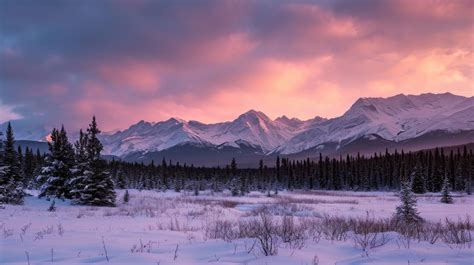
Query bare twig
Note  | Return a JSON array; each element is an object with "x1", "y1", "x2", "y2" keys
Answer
[
  {"x1": 25, "y1": 251, "x2": 30, "y2": 265},
  {"x1": 173, "y1": 244, "x2": 179, "y2": 260},
  {"x1": 102, "y1": 237, "x2": 109, "y2": 262}
]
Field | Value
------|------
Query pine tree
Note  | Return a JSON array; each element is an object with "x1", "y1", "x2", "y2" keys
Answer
[
  {"x1": 440, "y1": 174, "x2": 453, "y2": 204},
  {"x1": 230, "y1": 158, "x2": 237, "y2": 176},
  {"x1": 394, "y1": 181, "x2": 423, "y2": 224},
  {"x1": 467, "y1": 150, "x2": 473, "y2": 195},
  {"x1": 69, "y1": 129, "x2": 88, "y2": 202},
  {"x1": 230, "y1": 177, "x2": 240, "y2": 196},
  {"x1": 23, "y1": 147, "x2": 36, "y2": 187},
  {"x1": 228, "y1": 158, "x2": 241, "y2": 196},
  {"x1": 411, "y1": 162, "x2": 425, "y2": 194},
  {"x1": 0, "y1": 166, "x2": 9, "y2": 205},
  {"x1": 37, "y1": 126, "x2": 75, "y2": 200},
  {"x1": 75, "y1": 117, "x2": 116, "y2": 206},
  {"x1": 0, "y1": 123, "x2": 25, "y2": 204},
  {"x1": 116, "y1": 170, "x2": 126, "y2": 189}
]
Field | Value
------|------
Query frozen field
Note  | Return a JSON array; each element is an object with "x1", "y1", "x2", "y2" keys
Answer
[{"x1": 1, "y1": 190, "x2": 473, "y2": 264}]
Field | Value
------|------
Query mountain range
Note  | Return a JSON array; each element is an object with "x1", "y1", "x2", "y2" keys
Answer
[{"x1": 2, "y1": 92, "x2": 473, "y2": 166}]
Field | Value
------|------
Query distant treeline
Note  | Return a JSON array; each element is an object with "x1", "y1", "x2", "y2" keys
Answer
[{"x1": 106, "y1": 146, "x2": 473, "y2": 195}]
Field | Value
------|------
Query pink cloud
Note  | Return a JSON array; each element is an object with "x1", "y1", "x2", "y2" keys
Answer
[
  {"x1": 3, "y1": 0, "x2": 473, "y2": 131},
  {"x1": 98, "y1": 63, "x2": 161, "y2": 93}
]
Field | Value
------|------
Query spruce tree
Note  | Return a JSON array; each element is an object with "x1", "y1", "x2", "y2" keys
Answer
[
  {"x1": 0, "y1": 123, "x2": 25, "y2": 204},
  {"x1": 394, "y1": 181, "x2": 423, "y2": 224},
  {"x1": 75, "y1": 117, "x2": 116, "y2": 206},
  {"x1": 230, "y1": 177, "x2": 240, "y2": 196},
  {"x1": 229, "y1": 158, "x2": 240, "y2": 196},
  {"x1": 440, "y1": 174, "x2": 453, "y2": 204},
  {"x1": 23, "y1": 147, "x2": 36, "y2": 186},
  {"x1": 411, "y1": 162, "x2": 425, "y2": 194},
  {"x1": 37, "y1": 126, "x2": 75, "y2": 200},
  {"x1": 69, "y1": 129, "x2": 88, "y2": 202}
]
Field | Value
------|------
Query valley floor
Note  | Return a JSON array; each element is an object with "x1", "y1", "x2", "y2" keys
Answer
[{"x1": 0, "y1": 190, "x2": 473, "y2": 264}]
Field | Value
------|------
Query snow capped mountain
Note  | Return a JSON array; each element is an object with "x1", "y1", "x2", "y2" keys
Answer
[
  {"x1": 100, "y1": 92, "x2": 473, "y2": 158},
  {"x1": 5, "y1": 93, "x2": 473, "y2": 161},
  {"x1": 0, "y1": 119, "x2": 51, "y2": 142},
  {"x1": 100, "y1": 118, "x2": 212, "y2": 156},
  {"x1": 277, "y1": 93, "x2": 474, "y2": 154},
  {"x1": 101, "y1": 110, "x2": 304, "y2": 156}
]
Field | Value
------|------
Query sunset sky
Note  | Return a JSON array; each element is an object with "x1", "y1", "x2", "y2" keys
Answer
[{"x1": 1, "y1": 0, "x2": 473, "y2": 131}]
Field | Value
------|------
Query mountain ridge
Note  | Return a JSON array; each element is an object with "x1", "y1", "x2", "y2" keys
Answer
[{"x1": 2, "y1": 92, "x2": 473, "y2": 162}]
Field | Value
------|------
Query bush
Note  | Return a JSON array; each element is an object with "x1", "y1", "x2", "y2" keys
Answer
[{"x1": 278, "y1": 215, "x2": 307, "y2": 249}]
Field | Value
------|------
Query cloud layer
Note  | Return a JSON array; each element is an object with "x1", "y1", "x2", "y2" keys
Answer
[{"x1": 1, "y1": 0, "x2": 472, "y2": 131}]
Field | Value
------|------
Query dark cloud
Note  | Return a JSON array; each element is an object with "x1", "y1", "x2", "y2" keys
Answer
[{"x1": 0, "y1": 0, "x2": 472, "y2": 131}]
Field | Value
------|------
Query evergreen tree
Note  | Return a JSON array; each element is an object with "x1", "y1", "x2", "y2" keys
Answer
[
  {"x1": 23, "y1": 147, "x2": 36, "y2": 186},
  {"x1": 230, "y1": 177, "x2": 240, "y2": 196},
  {"x1": 69, "y1": 129, "x2": 88, "y2": 201},
  {"x1": 37, "y1": 126, "x2": 75, "y2": 200},
  {"x1": 161, "y1": 158, "x2": 168, "y2": 190},
  {"x1": 116, "y1": 170, "x2": 126, "y2": 189},
  {"x1": 467, "y1": 150, "x2": 473, "y2": 195},
  {"x1": 75, "y1": 117, "x2": 116, "y2": 206},
  {"x1": 394, "y1": 181, "x2": 423, "y2": 224},
  {"x1": 440, "y1": 174, "x2": 453, "y2": 204},
  {"x1": 230, "y1": 158, "x2": 237, "y2": 176},
  {"x1": 410, "y1": 162, "x2": 425, "y2": 194},
  {"x1": 0, "y1": 123, "x2": 25, "y2": 204}
]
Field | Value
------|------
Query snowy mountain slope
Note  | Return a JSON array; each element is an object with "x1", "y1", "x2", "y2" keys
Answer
[
  {"x1": 0, "y1": 119, "x2": 51, "y2": 142},
  {"x1": 4, "y1": 93, "x2": 473, "y2": 159},
  {"x1": 277, "y1": 93, "x2": 474, "y2": 154},
  {"x1": 100, "y1": 118, "x2": 212, "y2": 156},
  {"x1": 101, "y1": 110, "x2": 308, "y2": 156}
]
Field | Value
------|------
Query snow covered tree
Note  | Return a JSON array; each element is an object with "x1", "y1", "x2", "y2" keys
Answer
[
  {"x1": 0, "y1": 166, "x2": 11, "y2": 205},
  {"x1": 69, "y1": 129, "x2": 88, "y2": 202},
  {"x1": 229, "y1": 177, "x2": 240, "y2": 196},
  {"x1": 74, "y1": 117, "x2": 116, "y2": 206},
  {"x1": 394, "y1": 181, "x2": 423, "y2": 224},
  {"x1": 0, "y1": 123, "x2": 25, "y2": 204},
  {"x1": 37, "y1": 126, "x2": 75, "y2": 200},
  {"x1": 440, "y1": 174, "x2": 453, "y2": 204}
]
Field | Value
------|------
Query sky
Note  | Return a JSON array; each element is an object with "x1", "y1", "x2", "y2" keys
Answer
[{"x1": 0, "y1": 0, "x2": 473, "y2": 132}]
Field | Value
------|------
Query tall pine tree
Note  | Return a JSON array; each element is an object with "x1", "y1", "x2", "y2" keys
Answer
[
  {"x1": 0, "y1": 123, "x2": 25, "y2": 204},
  {"x1": 394, "y1": 181, "x2": 423, "y2": 224},
  {"x1": 69, "y1": 129, "x2": 89, "y2": 202},
  {"x1": 440, "y1": 174, "x2": 453, "y2": 204},
  {"x1": 37, "y1": 126, "x2": 75, "y2": 200},
  {"x1": 74, "y1": 117, "x2": 116, "y2": 206},
  {"x1": 411, "y1": 161, "x2": 426, "y2": 194}
]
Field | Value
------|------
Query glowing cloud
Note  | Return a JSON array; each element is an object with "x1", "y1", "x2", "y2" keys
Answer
[{"x1": 0, "y1": 0, "x2": 472, "y2": 130}]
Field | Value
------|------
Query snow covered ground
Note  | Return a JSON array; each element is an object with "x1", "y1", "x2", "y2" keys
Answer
[{"x1": 1, "y1": 190, "x2": 473, "y2": 264}]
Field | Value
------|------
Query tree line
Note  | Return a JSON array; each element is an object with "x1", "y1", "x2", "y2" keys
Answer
[
  {"x1": 0, "y1": 117, "x2": 473, "y2": 207},
  {"x1": 108, "y1": 146, "x2": 473, "y2": 196}
]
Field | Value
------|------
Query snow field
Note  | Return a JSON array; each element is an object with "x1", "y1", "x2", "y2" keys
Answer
[{"x1": 0, "y1": 189, "x2": 473, "y2": 264}]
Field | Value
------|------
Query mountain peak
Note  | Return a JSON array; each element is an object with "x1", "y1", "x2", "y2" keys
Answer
[
  {"x1": 241, "y1": 109, "x2": 267, "y2": 117},
  {"x1": 164, "y1": 117, "x2": 186, "y2": 124},
  {"x1": 236, "y1": 109, "x2": 271, "y2": 122}
]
